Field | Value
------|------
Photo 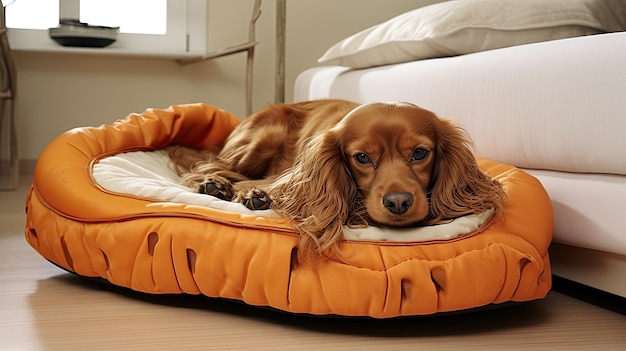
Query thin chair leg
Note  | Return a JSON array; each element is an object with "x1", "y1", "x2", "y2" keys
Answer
[{"x1": 245, "y1": 46, "x2": 254, "y2": 117}]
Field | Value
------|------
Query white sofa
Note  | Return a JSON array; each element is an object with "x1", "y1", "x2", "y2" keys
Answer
[{"x1": 294, "y1": 31, "x2": 626, "y2": 298}]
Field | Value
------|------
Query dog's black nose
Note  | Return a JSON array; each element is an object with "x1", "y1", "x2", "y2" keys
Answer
[{"x1": 382, "y1": 192, "x2": 413, "y2": 215}]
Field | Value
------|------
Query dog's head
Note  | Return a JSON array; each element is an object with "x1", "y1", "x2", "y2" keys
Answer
[
  {"x1": 336, "y1": 102, "x2": 439, "y2": 226},
  {"x1": 337, "y1": 102, "x2": 505, "y2": 227}
]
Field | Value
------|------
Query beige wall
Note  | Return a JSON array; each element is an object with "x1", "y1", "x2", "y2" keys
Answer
[{"x1": 12, "y1": 0, "x2": 441, "y2": 161}]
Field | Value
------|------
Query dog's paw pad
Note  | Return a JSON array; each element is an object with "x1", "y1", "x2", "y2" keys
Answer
[
  {"x1": 242, "y1": 190, "x2": 272, "y2": 210},
  {"x1": 198, "y1": 182, "x2": 232, "y2": 201}
]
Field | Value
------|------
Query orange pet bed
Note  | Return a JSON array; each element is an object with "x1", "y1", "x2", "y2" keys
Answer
[{"x1": 24, "y1": 103, "x2": 553, "y2": 318}]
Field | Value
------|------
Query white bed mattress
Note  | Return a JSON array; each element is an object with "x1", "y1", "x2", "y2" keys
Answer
[
  {"x1": 525, "y1": 170, "x2": 626, "y2": 256},
  {"x1": 294, "y1": 32, "x2": 626, "y2": 257}
]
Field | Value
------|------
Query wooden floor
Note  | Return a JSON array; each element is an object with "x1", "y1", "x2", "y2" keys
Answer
[{"x1": 1, "y1": 176, "x2": 625, "y2": 351}]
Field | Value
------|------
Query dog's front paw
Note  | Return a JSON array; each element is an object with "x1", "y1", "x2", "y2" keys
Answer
[
  {"x1": 198, "y1": 178, "x2": 234, "y2": 201},
  {"x1": 236, "y1": 189, "x2": 272, "y2": 210}
]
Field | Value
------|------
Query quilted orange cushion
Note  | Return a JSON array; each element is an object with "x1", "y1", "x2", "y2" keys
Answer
[{"x1": 24, "y1": 103, "x2": 553, "y2": 318}]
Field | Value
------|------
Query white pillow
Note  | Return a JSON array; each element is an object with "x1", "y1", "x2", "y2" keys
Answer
[{"x1": 318, "y1": 0, "x2": 626, "y2": 68}]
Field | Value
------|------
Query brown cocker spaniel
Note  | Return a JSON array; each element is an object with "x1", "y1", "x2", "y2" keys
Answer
[{"x1": 170, "y1": 99, "x2": 506, "y2": 261}]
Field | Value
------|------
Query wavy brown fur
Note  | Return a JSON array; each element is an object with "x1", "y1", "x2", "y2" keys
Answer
[
  {"x1": 267, "y1": 130, "x2": 363, "y2": 262},
  {"x1": 422, "y1": 117, "x2": 506, "y2": 224}
]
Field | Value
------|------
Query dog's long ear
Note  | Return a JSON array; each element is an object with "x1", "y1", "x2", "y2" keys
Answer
[
  {"x1": 269, "y1": 130, "x2": 358, "y2": 262},
  {"x1": 425, "y1": 119, "x2": 506, "y2": 224}
]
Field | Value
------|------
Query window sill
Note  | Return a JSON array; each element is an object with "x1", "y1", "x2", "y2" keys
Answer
[{"x1": 13, "y1": 45, "x2": 205, "y2": 61}]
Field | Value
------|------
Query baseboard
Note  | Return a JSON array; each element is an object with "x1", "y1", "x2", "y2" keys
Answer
[
  {"x1": 0, "y1": 159, "x2": 36, "y2": 176},
  {"x1": 19, "y1": 159, "x2": 37, "y2": 175},
  {"x1": 552, "y1": 275, "x2": 625, "y2": 315},
  {"x1": 550, "y1": 243, "x2": 626, "y2": 298}
]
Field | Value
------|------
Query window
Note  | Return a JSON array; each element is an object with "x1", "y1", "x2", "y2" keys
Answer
[
  {"x1": 5, "y1": 0, "x2": 59, "y2": 30},
  {"x1": 80, "y1": 0, "x2": 167, "y2": 35},
  {"x1": 4, "y1": 0, "x2": 206, "y2": 57}
]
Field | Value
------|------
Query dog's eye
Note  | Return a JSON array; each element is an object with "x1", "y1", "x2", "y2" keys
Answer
[
  {"x1": 354, "y1": 152, "x2": 372, "y2": 165},
  {"x1": 411, "y1": 148, "x2": 429, "y2": 162}
]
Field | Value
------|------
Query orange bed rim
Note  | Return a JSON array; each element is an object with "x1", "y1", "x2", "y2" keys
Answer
[{"x1": 24, "y1": 103, "x2": 553, "y2": 318}]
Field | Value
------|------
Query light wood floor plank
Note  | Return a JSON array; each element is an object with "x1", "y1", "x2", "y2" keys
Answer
[{"x1": 2, "y1": 176, "x2": 624, "y2": 351}]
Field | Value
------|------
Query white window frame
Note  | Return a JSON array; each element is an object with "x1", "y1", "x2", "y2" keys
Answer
[{"x1": 6, "y1": 0, "x2": 206, "y2": 58}]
